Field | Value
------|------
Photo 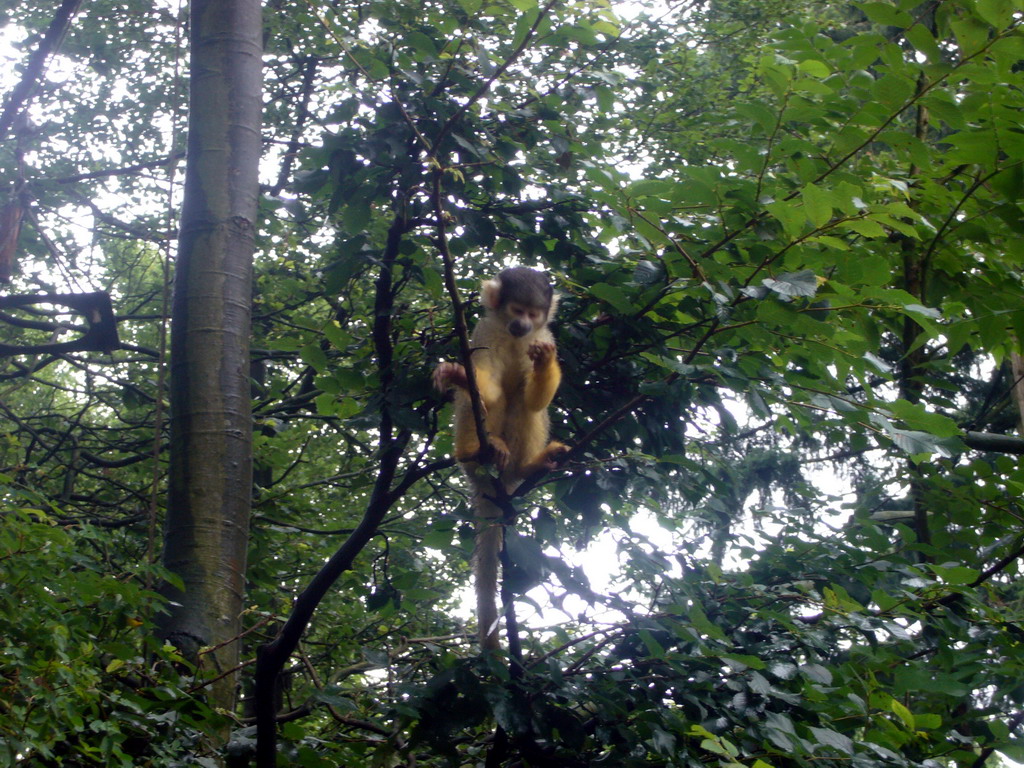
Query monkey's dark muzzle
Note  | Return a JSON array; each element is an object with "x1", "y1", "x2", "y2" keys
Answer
[{"x1": 509, "y1": 320, "x2": 533, "y2": 337}]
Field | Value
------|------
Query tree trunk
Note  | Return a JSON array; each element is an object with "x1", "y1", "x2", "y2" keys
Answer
[{"x1": 157, "y1": 0, "x2": 262, "y2": 717}]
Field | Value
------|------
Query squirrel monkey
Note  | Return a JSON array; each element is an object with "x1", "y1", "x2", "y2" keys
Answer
[{"x1": 433, "y1": 267, "x2": 569, "y2": 651}]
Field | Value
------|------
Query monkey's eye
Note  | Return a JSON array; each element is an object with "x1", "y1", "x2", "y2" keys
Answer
[{"x1": 508, "y1": 304, "x2": 544, "y2": 323}]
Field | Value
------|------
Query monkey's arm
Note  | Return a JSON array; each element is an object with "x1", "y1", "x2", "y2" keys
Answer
[
  {"x1": 432, "y1": 361, "x2": 468, "y2": 391},
  {"x1": 438, "y1": 362, "x2": 512, "y2": 469},
  {"x1": 524, "y1": 341, "x2": 561, "y2": 412},
  {"x1": 433, "y1": 361, "x2": 503, "y2": 412}
]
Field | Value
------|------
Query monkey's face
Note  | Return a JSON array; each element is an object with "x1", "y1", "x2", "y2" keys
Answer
[{"x1": 504, "y1": 302, "x2": 548, "y2": 338}]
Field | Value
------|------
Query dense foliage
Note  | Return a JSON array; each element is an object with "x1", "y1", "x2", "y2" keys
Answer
[{"x1": 2, "y1": 0, "x2": 1024, "y2": 765}]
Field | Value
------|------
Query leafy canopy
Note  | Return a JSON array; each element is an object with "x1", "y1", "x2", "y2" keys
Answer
[{"x1": 2, "y1": 0, "x2": 1024, "y2": 765}]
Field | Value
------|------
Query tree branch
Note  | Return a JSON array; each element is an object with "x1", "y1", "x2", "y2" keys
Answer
[
  {"x1": 0, "y1": 0, "x2": 84, "y2": 142},
  {"x1": 254, "y1": 210, "x2": 415, "y2": 768}
]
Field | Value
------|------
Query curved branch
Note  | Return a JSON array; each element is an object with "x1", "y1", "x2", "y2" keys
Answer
[
  {"x1": 254, "y1": 210, "x2": 420, "y2": 767},
  {"x1": 0, "y1": 0, "x2": 83, "y2": 142}
]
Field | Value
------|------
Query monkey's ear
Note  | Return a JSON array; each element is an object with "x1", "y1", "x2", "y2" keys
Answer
[
  {"x1": 547, "y1": 292, "x2": 560, "y2": 321},
  {"x1": 480, "y1": 278, "x2": 502, "y2": 310}
]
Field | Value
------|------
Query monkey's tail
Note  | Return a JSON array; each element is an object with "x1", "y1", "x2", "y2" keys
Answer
[{"x1": 473, "y1": 493, "x2": 503, "y2": 651}]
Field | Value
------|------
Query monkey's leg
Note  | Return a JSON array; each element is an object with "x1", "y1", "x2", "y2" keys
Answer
[
  {"x1": 455, "y1": 366, "x2": 512, "y2": 468},
  {"x1": 454, "y1": 407, "x2": 510, "y2": 468},
  {"x1": 453, "y1": 395, "x2": 482, "y2": 462},
  {"x1": 474, "y1": 368, "x2": 508, "y2": 435}
]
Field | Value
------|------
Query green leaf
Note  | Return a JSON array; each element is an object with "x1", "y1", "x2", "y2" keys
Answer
[
  {"x1": 300, "y1": 343, "x2": 330, "y2": 373},
  {"x1": 800, "y1": 663, "x2": 833, "y2": 684},
  {"x1": 350, "y1": 49, "x2": 390, "y2": 80},
  {"x1": 649, "y1": 727, "x2": 676, "y2": 755},
  {"x1": 627, "y1": 179, "x2": 675, "y2": 198},
  {"x1": 719, "y1": 653, "x2": 766, "y2": 670},
  {"x1": 856, "y1": 254, "x2": 893, "y2": 285},
  {"x1": 927, "y1": 564, "x2": 979, "y2": 585},
  {"x1": 886, "y1": 401, "x2": 960, "y2": 437},
  {"x1": 314, "y1": 392, "x2": 338, "y2": 416},
  {"x1": 923, "y1": 93, "x2": 965, "y2": 130},
  {"x1": 857, "y1": 1, "x2": 913, "y2": 27},
  {"x1": 809, "y1": 235, "x2": 849, "y2": 251},
  {"x1": 840, "y1": 218, "x2": 887, "y2": 238},
  {"x1": 975, "y1": 0, "x2": 1014, "y2": 27},
  {"x1": 762, "y1": 270, "x2": 819, "y2": 298},
  {"x1": 798, "y1": 59, "x2": 831, "y2": 78},
  {"x1": 905, "y1": 24, "x2": 941, "y2": 62},
  {"x1": 638, "y1": 629, "x2": 666, "y2": 659},
  {"x1": 872, "y1": 589, "x2": 900, "y2": 612},
  {"x1": 421, "y1": 527, "x2": 455, "y2": 549},
  {"x1": 890, "y1": 698, "x2": 915, "y2": 729},
  {"x1": 314, "y1": 373, "x2": 340, "y2": 394},
  {"x1": 689, "y1": 603, "x2": 727, "y2": 641},
  {"x1": 405, "y1": 31, "x2": 439, "y2": 58},
  {"x1": 634, "y1": 217, "x2": 669, "y2": 246},
  {"x1": 700, "y1": 738, "x2": 730, "y2": 757},
  {"x1": 504, "y1": 533, "x2": 550, "y2": 593},
  {"x1": 766, "y1": 199, "x2": 806, "y2": 238},
  {"x1": 735, "y1": 102, "x2": 778, "y2": 134},
  {"x1": 863, "y1": 352, "x2": 892, "y2": 373},
  {"x1": 589, "y1": 282, "x2": 636, "y2": 314},
  {"x1": 323, "y1": 323, "x2": 352, "y2": 352},
  {"x1": 512, "y1": 7, "x2": 540, "y2": 47},
  {"x1": 952, "y1": 16, "x2": 991, "y2": 56},
  {"x1": 943, "y1": 130, "x2": 998, "y2": 166},
  {"x1": 808, "y1": 727, "x2": 854, "y2": 754},
  {"x1": 801, "y1": 183, "x2": 832, "y2": 228},
  {"x1": 885, "y1": 425, "x2": 954, "y2": 458}
]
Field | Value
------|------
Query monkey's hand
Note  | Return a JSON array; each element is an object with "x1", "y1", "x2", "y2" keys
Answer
[
  {"x1": 527, "y1": 341, "x2": 556, "y2": 369},
  {"x1": 432, "y1": 361, "x2": 468, "y2": 392}
]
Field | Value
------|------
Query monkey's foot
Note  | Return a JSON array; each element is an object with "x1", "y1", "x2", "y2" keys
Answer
[
  {"x1": 542, "y1": 442, "x2": 570, "y2": 470},
  {"x1": 520, "y1": 442, "x2": 570, "y2": 475},
  {"x1": 527, "y1": 341, "x2": 556, "y2": 369},
  {"x1": 488, "y1": 436, "x2": 511, "y2": 471},
  {"x1": 433, "y1": 361, "x2": 467, "y2": 392}
]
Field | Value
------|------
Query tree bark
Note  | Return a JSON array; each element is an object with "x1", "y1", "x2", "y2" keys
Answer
[
  {"x1": 964, "y1": 430, "x2": 1024, "y2": 455},
  {"x1": 157, "y1": 0, "x2": 262, "y2": 717}
]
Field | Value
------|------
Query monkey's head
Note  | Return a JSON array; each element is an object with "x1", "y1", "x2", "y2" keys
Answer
[{"x1": 481, "y1": 267, "x2": 557, "y2": 338}]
